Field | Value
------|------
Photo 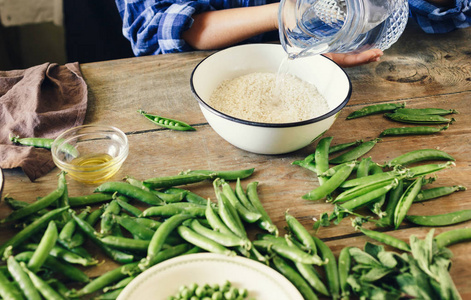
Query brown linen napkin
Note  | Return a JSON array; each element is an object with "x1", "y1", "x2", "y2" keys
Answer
[{"x1": 0, "y1": 62, "x2": 88, "y2": 181}]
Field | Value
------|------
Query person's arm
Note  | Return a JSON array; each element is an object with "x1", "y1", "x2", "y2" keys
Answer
[
  {"x1": 182, "y1": 3, "x2": 279, "y2": 50},
  {"x1": 182, "y1": 3, "x2": 383, "y2": 68}
]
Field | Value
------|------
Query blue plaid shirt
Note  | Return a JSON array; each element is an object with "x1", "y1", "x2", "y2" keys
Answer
[{"x1": 115, "y1": 0, "x2": 471, "y2": 56}]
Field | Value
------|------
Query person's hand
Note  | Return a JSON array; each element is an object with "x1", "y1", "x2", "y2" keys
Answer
[{"x1": 323, "y1": 49, "x2": 383, "y2": 68}]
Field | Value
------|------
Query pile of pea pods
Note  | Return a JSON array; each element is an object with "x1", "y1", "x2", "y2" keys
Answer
[
  {"x1": 294, "y1": 103, "x2": 469, "y2": 230},
  {"x1": 0, "y1": 103, "x2": 470, "y2": 300}
]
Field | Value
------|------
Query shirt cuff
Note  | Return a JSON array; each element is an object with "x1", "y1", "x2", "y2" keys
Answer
[{"x1": 158, "y1": 2, "x2": 211, "y2": 53}]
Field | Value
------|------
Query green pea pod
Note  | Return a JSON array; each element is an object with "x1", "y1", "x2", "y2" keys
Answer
[
  {"x1": 394, "y1": 108, "x2": 458, "y2": 115},
  {"x1": 360, "y1": 228, "x2": 411, "y2": 252},
  {"x1": 138, "y1": 110, "x2": 195, "y2": 131},
  {"x1": 142, "y1": 203, "x2": 207, "y2": 218},
  {"x1": 10, "y1": 135, "x2": 79, "y2": 158},
  {"x1": 356, "y1": 157, "x2": 372, "y2": 178},
  {"x1": 329, "y1": 139, "x2": 380, "y2": 164},
  {"x1": 15, "y1": 251, "x2": 90, "y2": 283},
  {"x1": 0, "y1": 207, "x2": 69, "y2": 257},
  {"x1": 405, "y1": 209, "x2": 471, "y2": 227},
  {"x1": 338, "y1": 246, "x2": 351, "y2": 299},
  {"x1": 22, "y1": 243, "x2": 98, "y2": 267},
  {"x1": 177, "y1": 226, "x2": 236, "y2": 256},
  {"x1": 384, "y1": 112, "x2": 454, "y2": 124},
  {"x1": 0, "y1": 270, "x2": 23, "y2": 300},
  {"x1": 379, "y1": 125, "x2": 449, "y2": 137},
  {"x1": 216, "y1": 186, "x2": 246, "y2": 239},
  {"x1": 253, "y1": 239, "x2": 325, "y2": 265},
  {"x1": 414, "y1": 185, "x2": 466, "y2": 203},
  {"x1": 312, "y1": 236, "x2": 340, "y2": 300},
  {"x1": 292, "y1": 153, "x2": 317, "y2": 173},
  {"x1": 141, "y1": 214, "x2": 193, "y2": 269},
  {"x1": 27, "y1": 221, "x2": 58, "y2": 272},
  {"x1": 94, "y1": 181, "x2": 163, "y2": 205},
  {"x1": 329, "y1": 140, "x2": 363, "y2": 154},
  {"x1": 181, "y1": 168, "x2": 255, "y2": 181},
  {"x1": 378, "y1": 179, "x2": 404, "y2": 227},
  {"x1": 7, "y1": 256, "x2": 41, "y2": 300},
  {"x1": 336, "y1": 179, "x2": 397, "y2": 214},
  {"x1": 0, "y1": 177, "x2": 66, "y2": 224},
  {"x1": 334, "y1": 180, "x2": 393, "y2": 203},
  {"x1": 346, "y1": 102, "x2": 405, "y2": 119},
  {"x1": 100, "y1": 200, "x2": 121, "y2": 235},
  {"x1": 272, "y1": 255, "x2": 319, "y2": 300},
  {"x1": 220, "y1": 179, "x2": 262, "y2": 223},
  {"x1": 69, "y1": 262, "x2": 139, "y2": 298},
  {"x1": 124, "y1": 176, "x2": 185, "y2": 203},
  {"x1": 100, "y1": 236, "x2": 150, "y2": 252},
  {"x1": 68, "y1": 193, "x2": 114, "y2": 207},
  {"x1": 303, "y1": 162, "x2": 356, "y2": 201},
  {"x1": 393, "y1": 176, "x2": 424, "y2": 229},
  {"x1": 315, "y1": 137, "x2": 333, "y2": 185},
  {"x1": 189, "y1": 219, "x2": 247, "y2": 248},
  {"x1": 115, "y1": 198, "x2": 142, "y2": 217},
  {"x1": 294, "y1": 262, "x2": 330, "y2": 297},
  {"x1": 114, "y1": 215, "x2": 156, "y2": 240},
  {"x1": 435, "y1": 227, "x2": 471, "y2": 248},
  {"x1": 246, "y1": 181, "x2": 278, "y2": 236},
  {"x1": 285, "y1": 212, "x2": 317, "y2": 255},
  {"x1": 70, "y1": 211, "x2": 135, "y2": 264},
  {"x1": 235, "y1": 178, "x2": 257, "y2": 213},
  {"x1": 21, "y1": 262, "x2": 66, "y2": 300},
  {"x1": 386, "y1": 149, "x2": 455, "y2": 167}
]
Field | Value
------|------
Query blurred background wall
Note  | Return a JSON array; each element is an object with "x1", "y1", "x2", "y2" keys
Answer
[{"x1": 0, "y1": 0, "x2": 133, "y2": 70}]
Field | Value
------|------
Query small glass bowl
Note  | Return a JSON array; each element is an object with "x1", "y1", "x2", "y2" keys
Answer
[{"x1": 51, "y1": 125, "x2": 129, "y2": 184}]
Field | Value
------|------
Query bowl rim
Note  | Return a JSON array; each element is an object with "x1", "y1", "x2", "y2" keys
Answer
[
  {"x1": 51, "y1": 124, "x2": 129, "y2": 171},
  {"x1": 190, "y1": 43, "x2": 352, "y2": 128}
]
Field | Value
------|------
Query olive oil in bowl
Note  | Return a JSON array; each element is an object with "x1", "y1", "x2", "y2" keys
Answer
[{"x1": 68, "y1": 153, "x2": 119, "y2": 184}]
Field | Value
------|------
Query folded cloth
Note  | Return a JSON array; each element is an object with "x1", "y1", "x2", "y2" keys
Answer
[{"x1": 0, "y1": 62, "x2": 88, "y2": 181}]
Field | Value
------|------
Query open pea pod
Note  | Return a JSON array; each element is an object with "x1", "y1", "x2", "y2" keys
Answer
[{"x1": 138, "y1": 110, "x2": 195, "y2": 131}]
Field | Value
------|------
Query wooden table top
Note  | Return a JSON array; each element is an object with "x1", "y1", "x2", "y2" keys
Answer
[{"x1": 1, "y1": 22, "x2": 470, "y2": 298}]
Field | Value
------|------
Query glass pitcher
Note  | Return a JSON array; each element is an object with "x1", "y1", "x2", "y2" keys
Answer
[{"x1": 278, "y1": 0, "x2": 409, "y2": 58}]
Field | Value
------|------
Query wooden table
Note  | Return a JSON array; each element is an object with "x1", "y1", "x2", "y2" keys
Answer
[{"x1": 1, "y1": 22, "x2": 470, "y2": 298}]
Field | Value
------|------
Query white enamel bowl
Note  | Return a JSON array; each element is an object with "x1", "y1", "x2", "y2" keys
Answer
[
  {"x1": 117, "y1": 253, "x2": 303, "y2": 300},
  {"x1": 190, "y1": 44, "x2": 351, "y2": 155}
]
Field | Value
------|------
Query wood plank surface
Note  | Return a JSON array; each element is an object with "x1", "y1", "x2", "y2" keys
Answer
[{"x1": 1, "y1": 22, "x2": 470, "y2": 298}]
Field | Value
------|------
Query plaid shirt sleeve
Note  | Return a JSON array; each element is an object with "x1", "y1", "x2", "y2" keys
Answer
[
  {"x1": 409, "y1": 0, "x2": 471, "y2": 33},
  {"x1": 115, "y1": 0, "x2": 213, "y2": 55}
]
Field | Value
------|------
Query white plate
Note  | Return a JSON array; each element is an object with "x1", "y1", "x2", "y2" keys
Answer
[{"x1": 118, "y1": 253, "x2": 303, "y2": 300}]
